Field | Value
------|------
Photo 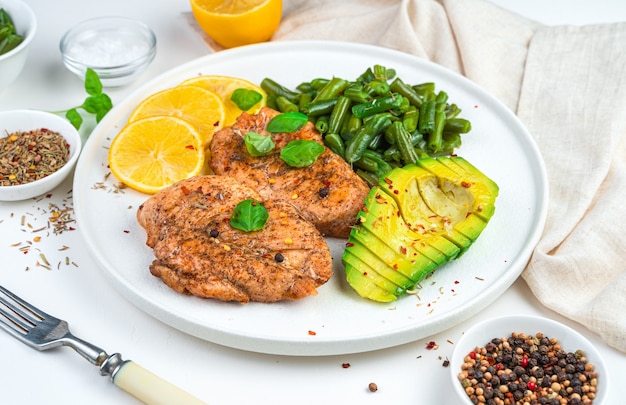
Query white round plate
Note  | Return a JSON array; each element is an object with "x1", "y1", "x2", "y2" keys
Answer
[{"x1": 73, "y1": 41, "x2": 548, "y2": 356}]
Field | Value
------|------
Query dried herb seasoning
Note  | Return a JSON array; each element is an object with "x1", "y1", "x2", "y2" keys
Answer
[{"x1": 0, "y1": 128, "x2": 70, "y2": 186}]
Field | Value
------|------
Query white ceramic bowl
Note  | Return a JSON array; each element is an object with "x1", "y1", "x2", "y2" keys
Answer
[
  {"x1": 0, "y1": 0, "x2": 37, "y2": 93},
  {"x1": 0, "y1": 110, "x2": 82, "y2": 201},
  {"x1": 59, "y1": 16, "x2": 156, "y2": 87},
  {"x1": 450, "y1": 315, "x2": 608, "y2": 405}
]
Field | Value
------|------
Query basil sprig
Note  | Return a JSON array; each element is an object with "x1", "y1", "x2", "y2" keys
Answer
[
  {"x1": 230, "y1": 199, "x2": 269, "y2": 232},
  {"x1": 280, "y1": 140, "x2": 325, "y2": 168},
  {"x1": 266, "y1": 112, "x2": 308, "y2": 133},
  {"x1": 231, "y1": 88, "x2": 263, "y2": 111},
  {"x1": 244, "y1": 131, "x2": 275, "y2": 156}
]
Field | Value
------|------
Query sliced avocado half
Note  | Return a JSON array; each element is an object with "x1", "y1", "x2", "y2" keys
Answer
[{"x1": 342, "y1": 156, "x2": 499, "y2": 302}]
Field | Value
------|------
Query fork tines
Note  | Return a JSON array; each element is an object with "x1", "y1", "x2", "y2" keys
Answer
[{"x1": 0, "y1": 285, "x2": 45, "y2": 336}]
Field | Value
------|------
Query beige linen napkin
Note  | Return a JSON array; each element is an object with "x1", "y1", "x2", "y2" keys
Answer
[{"x1": 270, "y1": 0, "x2": 626, "y2": 352}]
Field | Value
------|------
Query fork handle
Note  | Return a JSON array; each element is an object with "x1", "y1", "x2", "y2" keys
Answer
[{"x1": 112, "y1": 360, "x2": 207, "y2": 405}]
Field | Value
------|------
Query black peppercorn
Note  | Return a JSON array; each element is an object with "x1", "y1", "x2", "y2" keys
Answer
[{"x1": 274, "y1": 253, "x2": 284, "y2": 262}]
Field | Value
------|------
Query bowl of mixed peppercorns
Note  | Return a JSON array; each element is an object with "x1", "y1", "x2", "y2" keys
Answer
[
  {"x1": 0, "y1": 109, "x2": 81, "y2": 201},
  {"x1": 450, "y1": 315, "x2": 608, "y2": 405}
]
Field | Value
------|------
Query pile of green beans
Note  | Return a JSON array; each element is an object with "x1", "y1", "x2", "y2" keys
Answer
[{"x1": 261, "y1": 65, "x2": 472, "y2": 186}]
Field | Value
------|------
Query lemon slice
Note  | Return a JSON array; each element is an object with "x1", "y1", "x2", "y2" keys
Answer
[
  {"x1": 108, "y1": 116, "x2": 205, "y2": 194},
  {"x1": 180, "y1": 75, "x2": 266, "y2": 126},
  {"x1": 128, "y1": 85, "x2": 225, "y2": 146},
  {"x1": 190, "y1": 0, "x2": 282, "y2": 48}
]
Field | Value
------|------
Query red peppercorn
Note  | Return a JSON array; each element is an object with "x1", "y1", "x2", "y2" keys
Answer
[
  {"x1": 521, "y1": 357, "x2": 529, "y2": 368},
  {"x1": 527, "y1": 381, "x2": 537, "y2": 391},
  {"x1": 469, "y1": 351, "x2": 477, "y2": 360}
]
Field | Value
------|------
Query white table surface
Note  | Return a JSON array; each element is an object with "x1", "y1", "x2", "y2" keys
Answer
[{"x1": 1, "y1": 1, "x2": 625, "y2": 404}]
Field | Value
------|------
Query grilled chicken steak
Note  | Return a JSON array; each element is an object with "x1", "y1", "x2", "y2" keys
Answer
[
  {"x1": 137, "y1": 175, "x2": 333, "y2": 303},
  {"x1": 209, "y1": 107, "x2": 370, "y2": 238}
]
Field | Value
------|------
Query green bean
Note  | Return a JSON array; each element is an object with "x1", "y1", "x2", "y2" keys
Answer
[
  {"x1": 445, "y1": 103, "x2": 461, "y2": 119},
  {"x1": 342, "y1": 114, "x2": 362, "y2": 141},
  {"x1": 435, "y1": 91, "x2": 448, "y2": 105},
  {"x1": 356, "y1": 169, "x2": 380, "y2": 187},
  {"x1": 402, "y1": 105, "x2": 418, "y2": 132},
  {"x1": 261, "y1": 78, "x2": 299, "y2": 103},
  {"x1": 298, "y1": 92, "x2": 312, "y2": 111},
  {"x1": 418, "y1": 99, "x2": 436, "y2": 134},
  {"x1": 440, "y1": 132, "x2": 462, "y2": 153},
  {"x1": 362, "y1": 149, "x2": 393, "y2": 177},
  {"x1": 373, "y1": 64, "x2": 396, "y2": 81},
  {"x1": 328, "y1": 96, "x2": 352, "y2": 135},
  {"x1": 428, "y1": 104, "x2": 447, "y2": 153},
  {"x1": 354, "y1": 155, "x2": 379, "y2": 173},
  {"x1": 444, "y1": 118, "x2": 472, "y2": 134},
  {"x1": 344, "y1": 113, "x2": 391, "y2": 163},
  {"x1": 315, "y1": 115, "x2": 329, "y2": 134},
  {"x1": 313, "y1": 77, "x2": 350, "y2": 102},
  {"x1": 364, "y1": 80, "x2": 390, "y2": 96},
  {"x1": 276, "y1": 96, "x2": 299, "y2": 113},
  {"x1": 310, "y1": 78, "x2": 330, "y2": 90},
  {"x1": 302, "y1": 99, "x2": 337, "y2": 117},
  {"x1": 295, "y1": 82, "x2": 314, "y2": 94},
  {"x1": 390, "y1": 121, "x2": 420, "y2": 165},
  {"x1": 390, "y1": 77, "x2": 423, "y2": 108},
  {"x1": 357, "y1": 67, "x2": 376, "y2": 84},
  {"x1": 383, "y1": 147, "x2": 402, "y2": 163},
  {"x1": 265, "y1": 93, "x2": 278, "y2": 110},
  {"x1": 344, "y1": 85, "x2": 373, "y2": 104},
  {"x1": 413, "y1": 82, "x2": 436, "y2": 96},
  {"x1": 324, "y1": 133, "x2": 345, "y2": 157},
  {"x1": 351, "y1": 94, "x2": 403, "y2": 119}
]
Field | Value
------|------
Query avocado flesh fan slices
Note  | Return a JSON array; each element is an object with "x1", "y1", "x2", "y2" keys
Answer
[{"x1": 342, "y1": 156, "x2": 499, "y2": 302}]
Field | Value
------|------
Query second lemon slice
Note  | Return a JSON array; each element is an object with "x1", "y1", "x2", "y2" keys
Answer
[
  {"x1": 128, "y1": 85, "x2": 226, "y2": 145},
  {"x1": 108, "y1": 116, "x2": 205, "y2": 194},
  {"x1": 180, "y1": 75, "x2": 266, "y2": 126}
]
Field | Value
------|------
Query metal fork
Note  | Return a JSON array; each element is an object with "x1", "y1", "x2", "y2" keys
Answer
[{"x1": 0, "y1": 285, "x2": 206, "y2": 405}]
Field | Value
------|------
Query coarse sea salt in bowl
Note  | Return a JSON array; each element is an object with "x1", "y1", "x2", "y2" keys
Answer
[
  {"x1": 59, "y1": 16, "x2": 156, "y2": 87},
  {"x1": 450, "y1": 315, "x2": 608, "y2": 405},
  {"x1": 0, "y1": 110, "x2": 81, "y2": 201}
]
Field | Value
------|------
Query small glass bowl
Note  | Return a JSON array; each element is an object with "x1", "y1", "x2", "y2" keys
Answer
[
  {"x1": 0, "y1": 110, "x2": 82, "y2": 201},
  {"x1": 60, "y1": 17, "x2": 156, "y2": 87}
]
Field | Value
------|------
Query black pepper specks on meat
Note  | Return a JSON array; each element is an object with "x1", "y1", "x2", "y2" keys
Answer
[{"x1": 318, "y1": 186, "x2": 329, "y2": 199}]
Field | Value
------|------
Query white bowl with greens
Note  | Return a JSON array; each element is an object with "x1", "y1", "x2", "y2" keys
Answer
[
  {"x1": 0, "y1": 110, "x2": 81, "y2": 201},
  {"x1": 0, "y1": 0, "x2": 36, "y2": 93}
]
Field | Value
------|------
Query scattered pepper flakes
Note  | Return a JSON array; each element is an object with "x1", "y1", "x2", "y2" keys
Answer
[
  {"x1": 308, "y1": 330, "x2": 316, "y2": 336},
  {"x1": 341, "y1": 363, "x2": 351, "y2": 369}
]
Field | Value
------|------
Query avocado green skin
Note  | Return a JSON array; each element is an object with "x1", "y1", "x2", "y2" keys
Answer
[{"x1": 342, "y1": 156, "x2": 499, "y2": 302}]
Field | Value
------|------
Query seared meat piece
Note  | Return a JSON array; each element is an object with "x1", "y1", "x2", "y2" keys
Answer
[
  {"x1": 136, "y1": 175, "x2": 332, "y2": 303},
  {"x1": 209, "y1": 107, "x2": 370, "y2": 238}
]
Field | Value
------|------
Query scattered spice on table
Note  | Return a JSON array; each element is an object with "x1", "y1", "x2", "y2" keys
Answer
[
  {"x1": 368, "y1": 382, "x2": 378, "y2": 392},
  {"x1": 458, "y1": 332, "x2": 599, "y2": 405},
  {"x1": 0, "y1": 128, "x2": 70, "y2": 186}
]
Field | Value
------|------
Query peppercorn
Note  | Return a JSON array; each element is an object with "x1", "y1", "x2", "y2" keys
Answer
[{"x1": 457, "y1": 332, "x2": 599, "y2": 405}]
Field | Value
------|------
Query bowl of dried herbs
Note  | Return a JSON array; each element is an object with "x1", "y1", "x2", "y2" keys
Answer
[{"x1": 0, "y1": 109, "x2": 81, "y2": 201}]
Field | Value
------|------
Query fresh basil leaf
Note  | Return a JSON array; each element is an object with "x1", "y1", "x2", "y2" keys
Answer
[
  {"x1": 231, "y1": 88, "x2": 263, "y2": 111},
  {"x1": 280, "y1": 139, "x2": 325, "y2": 168},
  {"x1": 82, "y1": 93, "x2": 112, "y2": 116},
  {"x1": 266, "y1": 112, "x2": 308, "y2": 133},
  {"x1": 230, "y1": 199, "x2": 269, "y2": 232},
  {"x1": 245, "y1": 131, "x2": 275, "y2": 157},
  {"x1": 84, "y1": 68, "x2": 103, "y2": 96},
  {"x1": 65, "y1": 109, "x2": 83, "y2": 130}
]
